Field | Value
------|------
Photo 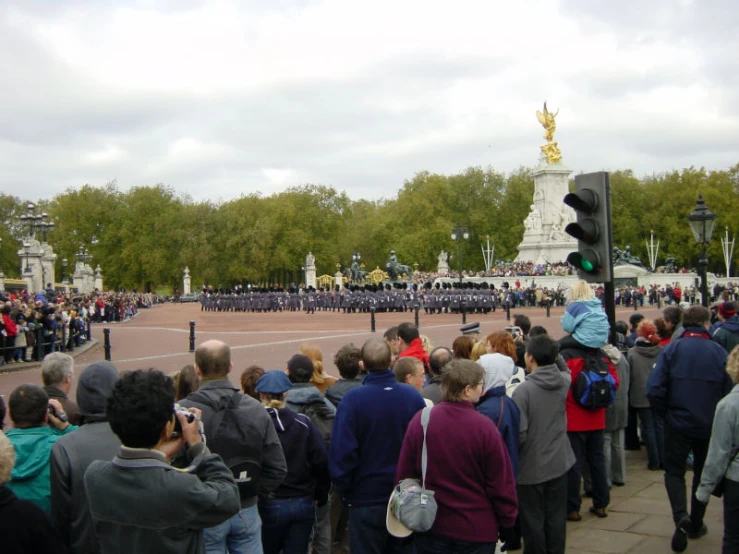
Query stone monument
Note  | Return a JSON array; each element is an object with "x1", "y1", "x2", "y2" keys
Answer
[
  {"x1": 94, "y1": 265, "x2": 104, "y2": 292},
  {"x1": 437, "y1": 250, "x2": 450, "y2": 274},
  {"x1": 304, "y1": 252, "x2": 317, "y2": 290},
  {"x1": 515, "y1": 102, "x2": 577, "y2": 264},
  {"x1": 18, "y1": 239, "x2": 51, "y2": 294},
  {"x1": 183, "y1": 266, "x2": 192, "y2": 294}
]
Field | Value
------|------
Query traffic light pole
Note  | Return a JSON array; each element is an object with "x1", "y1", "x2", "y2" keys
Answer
[
  {"x1": 604, "y1": 281, "x2": 617, "y2": 345},
  {"x1": 564, "y1": 171, "x2": 616, "y2": 343}
]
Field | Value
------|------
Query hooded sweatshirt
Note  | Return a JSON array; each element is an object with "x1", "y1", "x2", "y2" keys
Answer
[
  {"x1": 285, "y1": 383, "x2": 337, "y2": 417},
  {"x1": 561, "y1": 298, "x2": 610, "y2": 348},
  {"x1": 603, "y1": 345, "x2": 630, "y2": 432},
  {"x1": 398, "y1": 338, "x2": 431, "y2": 372},
  {"x1": 626, "y1": 339, "x2": 662, "y2": 409},
  {"x1": 714, "y1": 316, "x2": 739, "y2": 354},
  {"x1": 50, "y1": 361, "x2": 121, "y2": 554},
  {"x1": 6, "y1": 424, "x2": 77, "y2": 514},
  {"x1": 511, "y1": 362, "x2": 575, "y2": 485}
]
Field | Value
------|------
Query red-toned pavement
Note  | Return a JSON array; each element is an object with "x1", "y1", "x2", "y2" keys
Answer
[
  {"x1": 0, "y1": 302, "x2": 662, "y2": 408},
  {"x1": 1, "y1": 302, "x2": 728, "y2": 552}
]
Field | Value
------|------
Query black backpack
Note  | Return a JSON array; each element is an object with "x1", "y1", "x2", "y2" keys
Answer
[
  {"x1": 188, "y1": 391, "x2": 263, "y2": 498},
  {"x1": 298, "y1": 399, "x2": 334, "y2": 449},
  {"x1": 570, "y1": 351, "x2": 617, "y2": 410}
]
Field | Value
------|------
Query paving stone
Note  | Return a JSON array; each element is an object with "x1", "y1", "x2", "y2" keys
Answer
[
  {"x1": 634, "y1": 482, "x2": 669, "y2": 500},
  {"x1": 567, "y1": 529, "x2": 646, "y2": 553},
  {"x1": 627, "y1": 535, "x2": 723, "y2": 554},
  {"x1": 627, "y1": 514, "x2": 677, "y2": 537},
  {"x1": 609, "y1": 497, "x2": 675, "y2": 516},
  {"x1": 581, "y1": 511, "x2": 645, "y2": 532}
]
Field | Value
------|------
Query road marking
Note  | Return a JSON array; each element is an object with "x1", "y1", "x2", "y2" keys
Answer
[{"x1": 76, "y1": 321, "x2": 467, "y2": 368}]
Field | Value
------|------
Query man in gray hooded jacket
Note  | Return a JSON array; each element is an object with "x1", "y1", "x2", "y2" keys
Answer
[
  {"x1": 512, "y1": 334, "x2": 575, "y2": 554},
  {"x1": 50, "y1": 361, "x2": 121, "y2": 554},
  {"x1": 284, "y1": 354, "x2": 335, "y2": 554}
]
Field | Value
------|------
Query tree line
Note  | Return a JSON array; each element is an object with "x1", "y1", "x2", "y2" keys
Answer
[{"x1": 1, "y1": 163, "x2": 737, "y2": 292}]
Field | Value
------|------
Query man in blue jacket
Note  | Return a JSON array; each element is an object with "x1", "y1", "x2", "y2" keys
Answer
[
  {"x1": 329, "y1": 338, "x2": 425, "y2": 554},
  {"x1": 647, "y1": 306, "x2": 733, "y2": 553}
]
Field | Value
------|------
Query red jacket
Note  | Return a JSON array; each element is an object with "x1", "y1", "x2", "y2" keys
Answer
[
  {"x1": 559, "y1": 337, "x2": 620, "y2": 432},
  {"x1": 398, "y1": 338, "x2": 430, "y2": 372},
  {"x1": 2, "y1": 315, "x2": 17, "y2": 338}
]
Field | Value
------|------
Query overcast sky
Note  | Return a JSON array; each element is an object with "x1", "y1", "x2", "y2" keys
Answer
[{"x1": 0, "y1": 0, "x2": 737, "y2": 203}]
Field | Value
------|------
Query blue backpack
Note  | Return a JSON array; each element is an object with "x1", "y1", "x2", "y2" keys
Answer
[{"x1": 571, "y1": 351, "x2": 616, "y2": 410}]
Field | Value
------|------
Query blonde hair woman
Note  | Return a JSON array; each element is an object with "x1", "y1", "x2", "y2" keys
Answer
[{"x1": 300, "y1": 343, "x2": 337, "y2": 394}]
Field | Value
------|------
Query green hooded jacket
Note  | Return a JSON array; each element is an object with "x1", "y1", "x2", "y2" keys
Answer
[{"x1": 6, "y1": 425, "x2": 77, "y2": 514}]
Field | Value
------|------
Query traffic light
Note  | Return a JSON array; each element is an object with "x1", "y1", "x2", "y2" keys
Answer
[{"x1": 563, "y1": 171, "x2": 613, "y2": 283}]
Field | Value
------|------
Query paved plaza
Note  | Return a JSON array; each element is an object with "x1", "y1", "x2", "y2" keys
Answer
[{"x1": 0, "y1": 302, "x2": 727, "y2": 553}]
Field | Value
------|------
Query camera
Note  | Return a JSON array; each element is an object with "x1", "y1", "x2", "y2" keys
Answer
[
  {"x1": 48, "y1": 403, "x2": 68, "y2": 423},
  {"x1": 172, "y1": 403, "x2": 197, "y2": 437},
  {"x1": 505, "y1": 326, "x2": 522, "y2": 339}
]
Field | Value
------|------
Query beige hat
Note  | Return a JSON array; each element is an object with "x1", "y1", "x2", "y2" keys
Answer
[{"x1": 386, "y1": 486, "x2": 413, "y2": 538}]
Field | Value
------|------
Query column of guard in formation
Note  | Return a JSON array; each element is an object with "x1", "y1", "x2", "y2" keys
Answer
[{"x1": 199, "y1": 282, "x2": 518, "y2": 314}]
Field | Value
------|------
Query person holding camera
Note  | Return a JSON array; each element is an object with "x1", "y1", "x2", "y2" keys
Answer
[
  {"x1": 84, "y1": 369, "x2": 240, "y2": 554},
  {"x1": 4, "y1": 384, "x2": 77, "y2": 514}
]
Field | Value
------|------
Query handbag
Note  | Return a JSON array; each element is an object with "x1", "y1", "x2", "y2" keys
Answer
[
  {"x1": 711, "y1": 445, "x2": 739, "y2": 498},
  {"x1": 386, "y1": 406, "x2": 438, "y2": 536}
]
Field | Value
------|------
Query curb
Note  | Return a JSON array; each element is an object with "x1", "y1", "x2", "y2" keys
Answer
[{"x1": 0, "y1": 339, "x2": 100, "y2": 375}]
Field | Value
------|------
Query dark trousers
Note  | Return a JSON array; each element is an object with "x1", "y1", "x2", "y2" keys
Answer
[
  {"x1": 567, "y1": 430, "x2": 609, "y2": 512},
  {"x1": 637, "y1": 408, "x2": 661, "y2": 468},
  {"x1": 2, "y1": 335, "x2": 15, "y2": 363},
  {"x1": 259, "y1": 495, "x2": 315, "y2": 554},
  {"x1": 663, "y1": 425, "x2": 709, "y2": 526},
  {"x1": 349, "y1": 504, "x2": 411, "y2": 554},
  {"x1": 414, "y1": 533, "x2": 495, "y2": 554},
  {"x1": 518, "y1": 473, "x2": 568, "y2": 554},
  {"x1": 625, "y1": 405, "x2": 641, "y2": 449},
  {"x1": 723, "y1": 478, "x2": 739, "y2": 554}
]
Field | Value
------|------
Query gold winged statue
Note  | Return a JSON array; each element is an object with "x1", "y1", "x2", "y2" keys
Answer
[{"x1": 536, "y1": 102, "x2": 562, "y2": 164}]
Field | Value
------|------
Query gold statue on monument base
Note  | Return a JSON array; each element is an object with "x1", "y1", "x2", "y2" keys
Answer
[{"x1": 536, "y1": 101, "x2": 562, "y2": 164}]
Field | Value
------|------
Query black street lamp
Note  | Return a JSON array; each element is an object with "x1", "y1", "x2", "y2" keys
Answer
[
  {"x1": 62, "y1": 258, "x2": 68, "y2": 284},
  {"x1": 40, "y1": 220, "x2": 55, "y2": 243},
  {"x1": 688, "y1": 193, "x2": 717, "y2": 307},
  {"x1": 451, "y1": 223, "x2": 469, "y2": 287},
  {"x1": 23, "y1": 241, "x2": 32, "y2": 274}
]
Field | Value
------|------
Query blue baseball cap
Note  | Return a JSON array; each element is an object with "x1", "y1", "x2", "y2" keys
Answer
[{"x1": 255, "y1": 370, "x2": 292, "y2": 395}]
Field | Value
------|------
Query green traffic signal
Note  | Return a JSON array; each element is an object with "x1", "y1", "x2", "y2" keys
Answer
[
  {"x1": 563, "y1": 172, "x2": 613, "y2": 283},
  {"x1": 567, "y1": 250, "x2": 600, "y2": 275}
]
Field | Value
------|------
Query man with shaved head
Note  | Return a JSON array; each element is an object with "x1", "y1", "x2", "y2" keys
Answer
[
  {"x1": 179, "y1": 340, "x2": 287, "y2": 554},
  {"x1": 329, "y1": 338, "x2": 425, "y2": 553}
]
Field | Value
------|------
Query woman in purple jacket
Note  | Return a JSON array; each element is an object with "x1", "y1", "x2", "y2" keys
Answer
[{"x1": 395, "y1": 359, "x2": 519, "y2": 553}]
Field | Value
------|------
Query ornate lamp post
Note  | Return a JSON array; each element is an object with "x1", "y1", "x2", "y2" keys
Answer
[
  {"x1": 451, "y1": 223, "x2": 469, "y2": 288},
  {"x1": 40, "y1": 220, "x2": 55, "y2": 243},
  {"x1": 61, "y1": 258, "x2": 68, "y2": 284},
  {"x1": 23, "y1": 241, "x2": 32, "y2": 273},
  {"x1": 687, "y1": 194, "x2": 717, "y2": 307}
]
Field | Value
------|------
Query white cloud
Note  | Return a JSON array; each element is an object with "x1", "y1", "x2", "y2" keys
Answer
[{"x1": 0, "y1": 0, "x2": 736, "y2": 203}]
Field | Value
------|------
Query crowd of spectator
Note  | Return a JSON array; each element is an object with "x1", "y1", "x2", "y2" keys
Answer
[
  {"x1": 0, "y1": 288, "x2": 164, "y2": 366},
  {"x1": 4, "y1": 286, "x2": 739, "y2": 553}
]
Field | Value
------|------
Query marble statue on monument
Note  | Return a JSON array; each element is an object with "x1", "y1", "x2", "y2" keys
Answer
[
  {"x1": 304, "y1": 252, "x2": 317, "y2": 290},
  {"x1": 183, "y1": 266, "x2": 191, "y2": 295},
  {"x1": 515, "y1": 102, "x2": 577, "y2": 265},
  {"x1": 437, "y1": 250, "x2": 450, "y2": 274}
]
